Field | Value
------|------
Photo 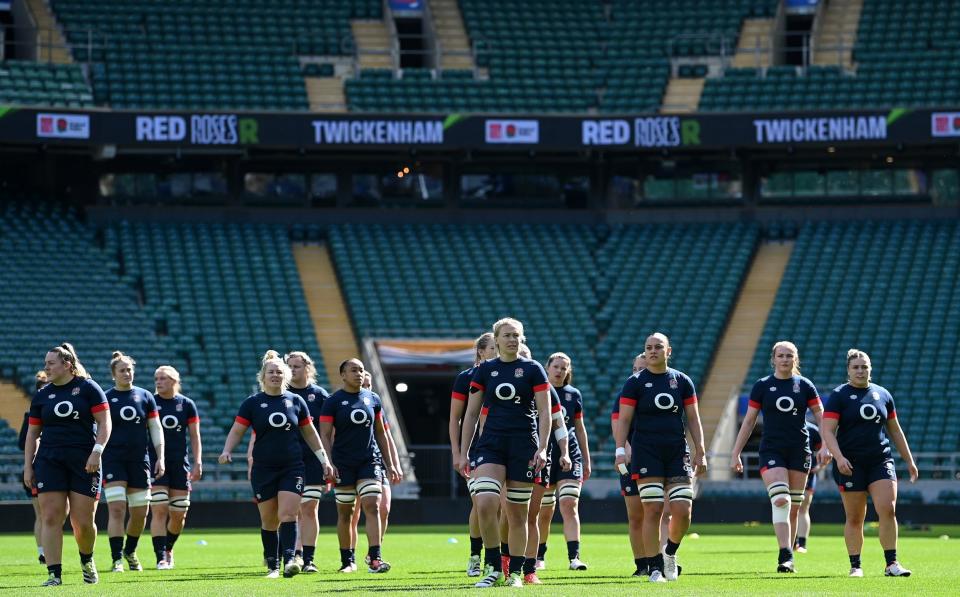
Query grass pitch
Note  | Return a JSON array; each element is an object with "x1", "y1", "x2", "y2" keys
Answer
[{"x1": 1, "y1": 523, "x2": 956, "y2": 595}]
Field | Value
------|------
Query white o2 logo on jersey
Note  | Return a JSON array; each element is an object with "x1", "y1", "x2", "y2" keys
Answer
[
  {"x1": 161, "y1": 415, "x2": 180, "y2": 430},
  {"x1": 859, "y1": 404, "x2": 881, "y2": 423},
  {"x1": 119, "y1": 406, "x2": 140, "y2": 422},
  {"x1": 53, "y1": 400, "x2": 79, "y2": 419},
  {"x1": 495, "y1": 383, "x2": 521, "y2": 404},
  {"x1": 268, "y1": 412, "x2": 289, "y2": 429},
  {"x1": 653, "y1": 393, "x2": 677, "y2": 411},
  {"x1": 776, "y1": 396, "x2": 797, "y2": 415},
  {"x1": 350, "y1": 408, "x2": 371, "y2": 426}
]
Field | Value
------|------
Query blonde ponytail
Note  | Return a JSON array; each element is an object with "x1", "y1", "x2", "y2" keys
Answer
[{"x1": 258, "y1": 349, "x2": 292, "y2": 392}]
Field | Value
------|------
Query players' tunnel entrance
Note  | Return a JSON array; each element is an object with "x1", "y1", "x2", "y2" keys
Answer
[{"x1": 374, "y1": 339, "x2": 476, "y2": 497}]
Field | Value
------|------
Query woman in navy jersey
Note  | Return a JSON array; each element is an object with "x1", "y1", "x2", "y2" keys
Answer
[
  {"x1": 319, "y1": 358, "x2": 399, "y2": 574},
  {"x1": 614, "y1": 333, "x2": 707, "y2": 583},
  {"x1": 284, "y1": 351, "x2": 330, "y2": 574},
  {"x1": 19, "y1": 371, "x2": 50, "y2": 565},
  {"x1": 821, "y1": 349, "x2": 918, "y2": 578},
  {"x1": 23, "y1": 343, "x2": 112, "y2": 587},
  {"x1": 349, "y1": 371, "x2": 403, "y2": 566},
  {"x1": 795, "y1": 420, "x2": 822, "y2": 553},
  {"x1": 449, "y1": 333, "x2": 498, "y2": 577},
  {"x1": 613, "y1": 353, "x2": 675, "y2": 577},
  {"x1": 518, "y1": 346, "x2": 569, "y2": 585},
  {"x1": 456, "y1": 318, "x2": 553, "y2": 588},
  {"x1": 220, "y1": 350, "x2": 333, "y2": 579},
  {"x1": 150, "y1": 365, "x2": 202, "y2": 570},
  {"x1": 613, "y1": 353, "x2": 647, "y2": 576},
  {"x1": 102, "y1": 352, "x2": 165, "y2": 573},
  {"x1": 534, "y1": 352, "x2": 591, "y2": 574},
  {"x1": 730, "y1": 341, "x2": 824, "y2": 573}
]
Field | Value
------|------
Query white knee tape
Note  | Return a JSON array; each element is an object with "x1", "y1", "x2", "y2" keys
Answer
[
  {"x1": 506, "y1": 487, "x2": 532, "y2": 505},
  {"x1": 127, "y1": 489, "x2": 151, "y2": 508},
  {"x1": 767, "y1": 482, "x2": 790, "y2": 504},
  {"x1": 558, "y1": 484, "x2": 581, "y2": 501},
  {"x1": 771, "y1": 500, "x2": 790, "y2": 523},
  {"x1": 334, "y1": 488, "x2": 357, "y2": 505},
  {"x1": 540, "y1": 490, "x2": 556, "y2": 507},
  {"x1": 768, "y1": 482, "x2": 790, "y2": 523},
  {"x1": 638, "y1": 482, "x2": 665, "y2": 503},
  {"x1": 357, "y1": 480, "x2": 382, "y2": 499},
  {"x1": 301, "y1": 486, "x2": 324, "y2": 502},
  {"x1": 104, "y1": 486, "x2": 128, "y2": 503},
  {"x1": 668, "y1": 485, "x2": 694, "y2": 504},
  {"x1": 789, "y1": 490, "x2": 804, "y2": 506},
  {"x1": 467, "y1": 477, "x2": 477, "y2": 496},
  {"x1": 472, "y1": 477, "x2": 502, "y2": 497},
  {"x1": 149, "y1": 489, "x2": 169, "y2": 505},
  {"x1": 168, "y1": 497, "x2": 191, "y2": 512}
]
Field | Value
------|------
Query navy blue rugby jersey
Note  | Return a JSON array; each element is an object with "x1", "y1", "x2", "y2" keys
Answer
[
  {"x1": 748, "y1": 375, "x2": 821, "y2": 451},
  {"x1": 150, "y1": 394, "x2": 199, "y2": 466},
  {"x1": 236, "y1": 391, "x2": 312, "y2": 467},
  {"x1": 471, "y1": 357, "x2": 551, "y2": 436},
  {"x1": 103, "y1": 386, "x2": 158, "y2": 457},
  {"x1": 29, "y1": 377, "x2": 108, "y2": 452},
  {"x1": 451, "y1": 367, "x2": 475, "y2": 404},
  {"x1": 319, "y1": 388, "x2": 383, "y2": 467},
  {"x1": 549, "y1": 384, "x2": 584, "y2": 455},
  {"x1": 806, "y1": 421, "x2": 822, "y2": 452},
  {"x1": 289, "y1": 383, "x2": 329, "y2": 450},
  {"x1": 618, "y1": 368, "x2": 697, "y2": 444},
  {"x1": 823, "y1": 383, "x2": 897, "y2": 461}
]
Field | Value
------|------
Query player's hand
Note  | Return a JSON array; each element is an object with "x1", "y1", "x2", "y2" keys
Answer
[
  {"x1": 23, "y1": 464, "x2": 35, "y2": 490},
  {"x1": 693, "y1": 450, "x2": 708, "y2": 477},
  {"x1": 389, "y1": 464, "x2": 403, "y2": 484},
  {"x1": 835, "y1": 455, "x2": 853, "y2": 476},
  {"x1": 907, "y1": 461, "x2": 918, "y2": 483},
  {"x1": 85, "y1": 451, "x2": 101, "y2": 474},
  {"x1": 559, "y1": 454, "x2": 572, "y2": 472},
  {"x1": 154, "y1": 458, "x2": 166, "y2": 480},
  {"x1": 450, "y1": 451, "x2": 462, "y2": 474},
  {"x1": 817, "y1": 447, "x2": 833, "y2": 467},
  {"x1": 190, "y1": 461, "x2": 203, "y2": 481},
  {"x1": 532, "y1": 448, "x2": 548, "y2": 473},
  {"x1": 614, "y1": 453, "x2": 628, "y2": 476},
  {"x1": 218, "y1": 452, "x2": 232, "y2": 465},
  {"x1": 731, "y1": 452, "x2": 744, "y2": 474},
  {"x1": 327, "y1": 464, "x2": 340, "y2": 484},
  {"x1": 455, "y1": 455, "x2": 470, "y2": 479},
  {"x1": 322, "y1": 462, "x2": 335, "y2": 482},
  {"x1": 583, "y1": 458, "x2": 592, "y2": 481}
]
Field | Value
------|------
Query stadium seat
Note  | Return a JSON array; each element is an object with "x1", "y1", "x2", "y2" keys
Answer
[
  {"x1": 50, "y1": 0, "x2": 384, "y2": 110},
  {"x1": 0, "y1": 61, "x2": 94, "y2": 108},
  {"x1": 745, "y1": 221, "x2": 960, "y2": 452},
  {"x1": 328, "y1": 222, "x2": 758, "y2": 463}
]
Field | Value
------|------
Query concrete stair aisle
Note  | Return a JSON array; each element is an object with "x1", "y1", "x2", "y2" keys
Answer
[
  {"x1": 351, "y1": 20, "x2": 394, "y2": 70},
  {"x1": 429, "y1": 0, "x2": 475, "y2": 70},
  {"x1": 305, "y1": 77, "x2": 347, "y2": 112},
  {"x1": 813, "y1": 0, "x2": 863, "y2": 68},
  {"x1": 292, "y1": 244, "x2": 360, "y2": 390},
  {"x1": 660, "y1": 77, "x2": 705, "y2": 113},
  {"x1": 26, "y1": 0, "x2": 72, "y2": 64},
  {"x1": 699, "y1": 241, "x2": 795, "y2": 450},
  {"x1": 0, "y1": 380, "x2": 30, "y2": 430},
  {"x1": 733, "y1": 18, "x2": 774, "y2": 68}
]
